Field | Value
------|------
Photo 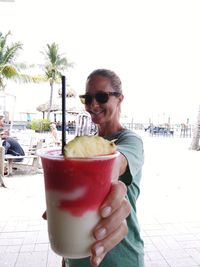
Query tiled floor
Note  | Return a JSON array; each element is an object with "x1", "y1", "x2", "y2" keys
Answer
[
  {"x1": 138, "y1": 135, "x2": 200, "y2": 266},
  {"x1": 1, "y1": 135, "x2": 200, "y2": 266},
  {"x1": 0, "y1": 174, "x2": 60, "y2": 267}
]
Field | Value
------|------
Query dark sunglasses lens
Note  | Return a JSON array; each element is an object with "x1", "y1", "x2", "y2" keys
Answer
[
  {"x1": 84, "y1": 95, "x2": 93, "y2": 105},
  {"x1": 96, "y1": 93, "x2": 109, "y2": 103},
  {"x1": 80, "y1": 93, "x2": 110, "y2": 105}
]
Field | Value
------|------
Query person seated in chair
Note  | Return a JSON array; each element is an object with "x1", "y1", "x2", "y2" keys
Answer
[{"x1": 1, "y1": 130, "x2": 25, "y2": 162}]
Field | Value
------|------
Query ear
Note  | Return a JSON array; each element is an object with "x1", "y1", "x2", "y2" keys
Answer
[
  {"x1": 118, "y1": 94, "x2": 124, "y2": 104},
  {"x1": 116, "y1": 94, "x2": 124, "y2": 109}
]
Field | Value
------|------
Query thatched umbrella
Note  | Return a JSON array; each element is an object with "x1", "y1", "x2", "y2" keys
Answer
[
  {"x1": 36, "y1": 101, "x2": 60, "y2": 118},
  {"x1": 36, "y1": 88, "x2": 82, "y2": 119},
  {"x1": 58, "y1": 87, "x2": 77, "y2": 98}
]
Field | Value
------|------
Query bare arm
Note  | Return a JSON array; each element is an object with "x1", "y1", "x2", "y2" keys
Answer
[
  {"x1": 111, "y1": 153, "x2": 127, "y2": 183},
  {"x1": 118, "y1": 153, "x2": 128, "y2": 176}
]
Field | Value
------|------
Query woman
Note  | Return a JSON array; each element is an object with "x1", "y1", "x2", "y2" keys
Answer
[
  {"x1": 64, "y1": 69, "x2": 145, "y2": 267},
  {"x1": 50, "y1": 123, "x2": 60, "y2": 146}
]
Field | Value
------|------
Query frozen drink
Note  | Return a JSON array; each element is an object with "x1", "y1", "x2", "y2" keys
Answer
[{"x1": 39, "y1": 149, "x2": 119, "y2": 258}]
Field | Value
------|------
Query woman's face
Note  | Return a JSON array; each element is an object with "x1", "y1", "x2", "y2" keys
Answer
[{"x1": 85, "y1": 75, "x2": 123, "y2": 125}]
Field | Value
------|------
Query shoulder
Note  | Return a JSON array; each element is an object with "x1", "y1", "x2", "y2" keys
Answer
[
  {"x1": 115, "y1": 129, "x2": 143, "y2": 146},
  {"x1": 6, "y1": 137, "x2": 16, "y2": 143},
  {"x1": 116, "y1": 129, "x2": 144, "y2": 165},
  {"x1": 6, "y1": 137, "x2": 14, "y2": 141}
]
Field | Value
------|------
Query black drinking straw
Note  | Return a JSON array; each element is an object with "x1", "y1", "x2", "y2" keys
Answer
[{"x1": 61, "y1": 75, "x2": 66, "y2": 155}]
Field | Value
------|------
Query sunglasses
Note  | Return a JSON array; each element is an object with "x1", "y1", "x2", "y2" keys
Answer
[{"x1": 79, "y1": 92, "x2": 121, "y2": 105}]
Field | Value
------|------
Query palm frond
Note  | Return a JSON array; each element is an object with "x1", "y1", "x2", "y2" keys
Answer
[
  {"x1": 1, "y1": 65, "x2": 46, "y2": 83},
  {"x1": 0, "y1": 31, "x2": 23, "y2": 66},
  {"x1": 0, "y1": 31, "x2": 43, "y2": 91},
  {"x1": 0, "y1": 31, "x2": 11, "y2": 55},
  {"x1": 1, "y1": 65, "x2": 18, "y2": 77},
  {"x1": 14, "y1": 62, "x2": 36, "y2": 70},
  {"x1": 2, "y1": 42, "x2": 23, "y2": 65}
]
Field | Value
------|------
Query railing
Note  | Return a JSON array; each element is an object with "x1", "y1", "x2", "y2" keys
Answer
[{"x1": 122, "y1": 123, "x2": 194, "y2": 138}]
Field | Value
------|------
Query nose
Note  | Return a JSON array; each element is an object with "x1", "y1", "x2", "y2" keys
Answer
[{"x1": 89, "y1": 97, "x2": 100, "y2": 107}]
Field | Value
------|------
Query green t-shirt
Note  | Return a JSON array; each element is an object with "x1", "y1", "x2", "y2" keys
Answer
[{"x1": 66, "y1": 129, "x2": 145, "y2": 267}]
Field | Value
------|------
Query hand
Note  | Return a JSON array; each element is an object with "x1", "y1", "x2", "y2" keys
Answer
[{"x1": 90, "y1": 181, "x2": 131, "y2": 267}]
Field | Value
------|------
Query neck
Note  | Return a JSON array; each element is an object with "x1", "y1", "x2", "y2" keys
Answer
[{"x1": 97, "y1": 123, "x2": 123, "y2": 137}]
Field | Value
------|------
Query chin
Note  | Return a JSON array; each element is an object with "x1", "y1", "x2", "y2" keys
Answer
[
  {"x1": 91, "y1": 115, "x2": 103, "y2": 125},
  {"x1": 89, "y1": 110, "x2": 106, "y2": 125},
  {"x1": 91, "y1": 118, "x2": 101, "y2": 124}
]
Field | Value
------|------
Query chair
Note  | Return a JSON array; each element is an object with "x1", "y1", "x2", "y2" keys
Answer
[
  {"x1": 8, "y1": 140, "x2": 43, "y2": 175},
  {"x1": 0, "y1": 146, "x2": 6, "y2": 187}
]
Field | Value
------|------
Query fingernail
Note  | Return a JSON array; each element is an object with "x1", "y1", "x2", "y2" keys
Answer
[
  {"x1": 101, "y1": 206, "x2": 112, "y2": 217},
  {"x1": 95, "y1": 227, "x2": 106, "y2": 240},
  {"x1": 95, "y1": 257, "x2": 102, "y2": 266},
  {"x1": 94, "y1": 245, "x2": 104, "y2": 256}
]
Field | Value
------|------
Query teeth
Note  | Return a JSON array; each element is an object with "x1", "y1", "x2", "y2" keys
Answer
[{"x1": 91, "y1": 110, "x2": 102, "y2": 115}]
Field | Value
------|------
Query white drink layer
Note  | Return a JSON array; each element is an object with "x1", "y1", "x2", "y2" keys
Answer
[{"x1": 46, "y1": 191, "x2": 99, "y2": 258}]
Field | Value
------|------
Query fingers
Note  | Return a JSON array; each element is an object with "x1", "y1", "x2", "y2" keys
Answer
[
  {"x1": 90, "y1": 221, "x2": 128, "y2": 266},
  {"x1": 94, "y1": 198, "x2": 130, "y2": 240},
  {"x1": 100, "y1": 181, "x2": 127, "y2": 218},
  {"x1": 90, "y1": 251, "x2": 106, "y2": 267},
  {"x1": 90, "y1": 181, "x2": 131, "y2": 266}
]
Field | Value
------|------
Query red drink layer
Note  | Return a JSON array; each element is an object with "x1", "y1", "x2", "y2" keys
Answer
[{"x1": 41, "y1": 150, "x2": 118, "y2": 216}]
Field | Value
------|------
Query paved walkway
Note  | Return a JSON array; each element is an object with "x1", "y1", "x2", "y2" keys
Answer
[
  {"x1": 138, "y1": 135, "x2": 200, "y2": 267},
  {"x1": 1, "y1": 134, "x2": 200, "y2": 267}
]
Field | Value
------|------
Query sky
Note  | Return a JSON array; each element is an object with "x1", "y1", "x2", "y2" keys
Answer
[{"x1": 1, "y1": 0, "x2": 200, "y2": 124}]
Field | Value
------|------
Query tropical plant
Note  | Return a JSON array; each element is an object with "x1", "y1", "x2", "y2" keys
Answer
[
  {"x1": 30, "y1": 118, "x2": 51, "y2": 132},
  {"x1": 0, "y1": 31, "x2": 40, "y2": 91},
  {"x1": 190, "y1": 105, "x2": 200, "y2": 150},
  {"x1": 41, "y1": 43, "x2": 74, "y2": 120}
]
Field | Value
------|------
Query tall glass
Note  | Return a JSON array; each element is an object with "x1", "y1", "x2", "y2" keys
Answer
[{"x1": 38, "y1": 149, "x2": 119, "y2": 258}]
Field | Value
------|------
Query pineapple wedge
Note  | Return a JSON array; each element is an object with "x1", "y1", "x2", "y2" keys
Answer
[{"x1": 64, "y1": 136, "x2": 116, "y2": 157}]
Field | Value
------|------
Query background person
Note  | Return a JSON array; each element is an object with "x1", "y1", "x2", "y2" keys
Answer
[
  {"x1": 50, "y1": 123, "x2": 60, "y2": 146},
  {"x1": 1, "y1": 130, "x2": 25, "y2": 162}
]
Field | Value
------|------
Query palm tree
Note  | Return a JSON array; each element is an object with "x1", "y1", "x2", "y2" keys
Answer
[
  {"x1": 41, "y1": 43, "x2": 74, "y2": 120},
  {"x1": 0, "y1": 31, "x2": 42, "y2": 129},
  {"x1": 190, "y1": 105, "x2": 200, "y2": 150},
  {"x1": 0, "y1": 31, "x2": 40, "y2": 91}
]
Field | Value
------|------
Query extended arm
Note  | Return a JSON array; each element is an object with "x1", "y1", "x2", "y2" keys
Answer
[{"x1": 90, "y1": 133, "x2": 144, "y2": 266}]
